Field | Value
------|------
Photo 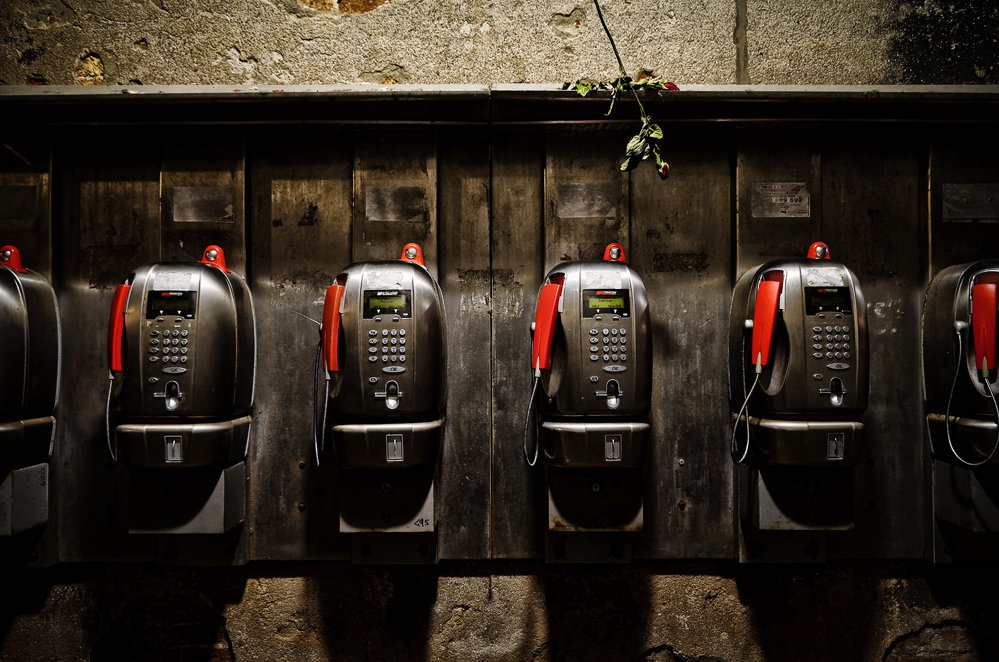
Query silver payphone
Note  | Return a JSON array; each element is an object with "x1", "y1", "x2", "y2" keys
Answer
[
  {"x1": 729, "y1": 242, "x2": 869, "y2": 533},
  {"x1": 106, "y1": 245, "x2": 255, "y2": 533},
  {"x1": 1, "y1": 245, "x2": 60, "y2": 536},
  {"x1": 526, "y1": 243, "x2": 652, "y2": 468},
  {"x1": 923, "y1": 261, "x2": 999, "y2": 535}
]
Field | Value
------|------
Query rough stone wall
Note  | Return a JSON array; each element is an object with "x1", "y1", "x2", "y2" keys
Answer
[
  {"x1": 3, "y1": 561, "x2": 999, "y2": 661},
  {"x1": 1, "y1": 0, "x2": 997, "y2": 87}
]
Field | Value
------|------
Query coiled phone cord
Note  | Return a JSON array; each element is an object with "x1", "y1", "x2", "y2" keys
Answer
[
  {"x1": 523, "y1": 361, "x2": 542, "y2": 466},
  {"x1": 105, "y1": 374, "x2": 118, "y2": 462},
  {"x1": 944, "y1": 324, "x2": 999, "y2": 467},
  {"x1": 313, "y1": 340, "x2": 330, "y2": 467}
]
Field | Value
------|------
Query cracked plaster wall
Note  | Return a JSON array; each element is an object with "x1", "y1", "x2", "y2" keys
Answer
[
  {"x1": 2, "y1": 562, "x2": 998, "y2": 661},
  {"x1": 1, "y1": 0, "x2": 996, "y2": 86}
]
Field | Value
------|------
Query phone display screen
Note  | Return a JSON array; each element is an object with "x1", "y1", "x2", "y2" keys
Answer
[
  {"x1": 145, "y1": 291, "x2": 196, "y2": 318},
  {"x1": 804, "y1": 287, "x2": 852, "y2": 315},
  {"x1": 363, "y1": 289, "x2": 412, "y2": 318},
  {"x1": 582, "y1": 289, "x2": 631, "y2": 318}
]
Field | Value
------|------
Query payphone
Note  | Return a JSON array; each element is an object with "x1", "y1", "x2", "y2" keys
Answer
[
  {"x1": 317, "y1": 243, "x2": 445, "y2": 558},
  {"x1": 728, "y1": 242, "x2": 869, "y2": 533},
  {"x1": 106, "y1": 246, "x2": 255, "y2": 533},
  {"x1": 923, "y1": 261, "x2": 999, "y2": 537},
  {"x1": 526, "y1": 242, "x2": 652, "y2": 468},
  {"x1": 1, "y1": 245, "x2": 59, "y2": 536}
]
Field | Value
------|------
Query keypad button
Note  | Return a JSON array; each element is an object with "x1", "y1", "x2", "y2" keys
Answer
[
  {"x1": 817, "y1": 313, "x2": 826, "y2": 319},
  {"x1": 391, "y1": 338, "x2": 397, "y2": 345},
  {"x1": 369, "y1": 347, "x2": 377, "y2": 354},
  {"x1": 151, "y1": 330, "x2": 160, "y2": 337},
  {"x1": 813, "y1": 344, "x2": 822, "y2": 350},
  {"x1": 374, "y1": 316, "x2": 382, "y2": 322},
  {"x1": 149, "y1": 356, "x2": 158, "y2": 362},
  {"x1": 382, "y1": 356, "x2": 388, "y2": 362},
  {"x1": 603, "y1": 354, "x2": 610, "y2": 362},
  {"x1": 836, "y1": 313, "x2": 843, "y2": 319},
  {"x1": 180, "y1": 356, "x2": 187, "y2": 363},
  {"x1": 835, "y1": 352, "x2": 842, "y2": 359},
  {"x1": 391, "y1": 347, "x2": 397, "y2": 354},
  {"x1": 150, "y1": 348, "x2": 159, "y2": 354},
  {"x1": 382, "y1": 329, "x2": 388, "y2": 336},
  {"x1": 813, "y1": 326, "x2": 822, "y2": 333},
  {"x1": 369, "y1": 330, "x2": 377, "y2": 337},
  {"x1": 369, "y1": 356, "x2": 378, "y2": 362},
  {"x1": 150, "y1": 339, "x2": 159, "y2": 346},
  {"x1": 173, "y1": 330, "x2": 181, "y2": 337},
  {"x1": 844, "y1": 343, "x2": 850, "y2": 350},
  {"x1": 399, "y1": 355, "x2": 407, "y2": 363},
  {"x1": 594, "y1": 315, "x2": 603, "y2": 321},
  {"x1": 181, "y1": 330, "x2": 189, "y2": 337},
  {"x1": 613, "y1": 316, "x2": 620, "y2": 321},
  {"x1": 826, "y1": 343, "x2": 834, "y2": 350},
  {"x1": 603, "y1": 338, "x2": 609, "y2": 345},
  {"x1": 620, "y1": 354, "x2": 627, "y2": 362},
  {"x1": 369, "y1": 339, "x2": 377, "y2": 345},
  {"x1": 156, "y1": 317, "x2": 165, "y2": 322},
  {"x1": 391, "y1": 329, "x2": 397, "y2": 337},
  {"x1": 391, "y1": 355, "x2": 398, "y2": 363},
  {"x1": 843, "y1": 334, "x2": 850, "y2": 341},
  {"x1": 180, "y1": 348, "x2": 187, "y2": 355},
  {"x1": 834, "y1": 326, "x2": 842, "y2": 333},
  {"x1": 590, "y1": 355, "x2": 599, "y2": 362},
  {"x1": 400, "y1": 338, "x2": 406, "y2": 345},
  {"x1": 382, "y1": 338, "x2": 388, "y2": 345},
  {"x1": 611, "y1": 329, "x2": 618, "y2": 336},
  {"x1": 620, "y1": 329, "x2": 627, "y2": 336},
  {"x1": 400, "y1": 329, "x2": 406, "y2": 337},
  {"x1": 835, "y1": 343, "x2": 842, "y2": 350},
  {"x1": 844, "y1": 351, "x2": 851, "y2": 359},
  {"x1": 172, "y1": 356, "x2": 180, "y2": 363},
  {"x1": 611, "y1": 338, "x2": 618, "y2": 345},
  {"x1": 813, "y1": 335, "x2": 822, "y2": 341},
  {"x1": 589, "y1": 329, "x2": 598, "y2": 336},
  {"x1": 399, "y1": 347, "x2": 406, "y2": 354},
  {"x1": 602, "y1": 329, "x2": 609, "y2": 336},
  {"x1": 827, "y1": 352, "x2": 834, "y2": 359},
  {"x1": 813, "y1": 352, "x2": 823, "y2": 359},
  {"x1": 611, "y1": 354, "x2": 618, "y2": 362},
  {"x1": 590, "y1": 338, "x2": 599, "y2": 345},
  {"x1": 590, "y1": 346, "x2": 599, "y2": 353},
  {"x1": 392, "y1": 316, "x2": 400, "y2": 322}
]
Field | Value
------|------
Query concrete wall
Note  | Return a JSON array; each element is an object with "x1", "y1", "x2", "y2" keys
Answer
[{"x1": 1, "y1": 0, "x2": 997, "y2": 87}]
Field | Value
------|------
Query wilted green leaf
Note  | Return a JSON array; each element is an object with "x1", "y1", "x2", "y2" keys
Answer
[
  {"x1": 625, "y1": 134, "x2": 646, "y2": 156},
  {"x1": 575, "y1": 81, "x2": 594, "y2": 97},
  {"x1": 648, "y1": 123, "x2": 663, "y2": 140}
]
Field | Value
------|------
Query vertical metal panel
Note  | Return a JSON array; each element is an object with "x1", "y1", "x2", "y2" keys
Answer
[
  {"x1": 352, "y1": 132, "x2": 437, "y2": 279},
  {"x1": 629, "y1": 131, "x2": 736, "y2": 558},
  {"x1": 436, "y1": 133, "x2": 492, "y2": 559},
  {"x1": 57, "y1": 137, "x2": 161, "y2": 562},
  {"x1": 160, "y1": 135, "x2": 246, "y2": 270},
  {"x1": 821, "y1": 133, "x2": 925, "y2": 559},
  {"x1": 248, "y1": 132, "x2": 354, "y2": 560},
  {"x1": 490, "y1": 132, "x2": 546, "y2": 558},
  {"x1": 0, "y1": 140, "x2": 51, "y2": 276},
  {"x1": 544, "y1": 130, "x2": 630, "y2": 271},
  {"x1": 928, "y1": 133, "x2": 999, "y2": 275},
  {"x1": 736, "y1": 133, "x2": 822, "y2": 274}
]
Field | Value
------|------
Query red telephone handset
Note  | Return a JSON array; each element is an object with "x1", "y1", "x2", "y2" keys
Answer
[
  {"x1": 107, "y1": 284, "x2": 130, "y2": 373},
  {"x1": 751, "y1": 279, "x2": 782, "y2": 369},
  {"x1": 322, "y1": 284, "x2": 346, "y2": 372},
  {"x1": 972, "y1": 282, "x2": 997, "y2": 376},
  {"x1": 531, "y1": 278, "x2": 564, "y2": 372}
]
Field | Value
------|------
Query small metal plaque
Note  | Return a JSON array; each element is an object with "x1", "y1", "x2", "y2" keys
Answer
[
  {"x1": 752, "y1": 182, "x2": 810, "y2": 218},
  {"x1": 366, "y1": 186, "x2": 426, "y2": 222},
  {"x1": 386, "y1": 434, "x2": 404, "y2": 462},
  {"x1": 604, "y1": 434, "x2": 622, "y2": 462},
  {"x1": 557, "y1": 182, "x2": 618, "y2": 218},
  {"x1": 0, "y1": 185, "x2": 37, "y2": 225},
  {"x1": 942, "y1": 183, "x2": 999, "y2": 222},
  {"x1": 173, "y1": 187, "x2": 234, "y2": 223},
  {"x1": 165, "y1": 436, "x2": 183, "y2": 463},
  {"x1": 827, "y1": 433, "x2": 845, "y2": 460}
]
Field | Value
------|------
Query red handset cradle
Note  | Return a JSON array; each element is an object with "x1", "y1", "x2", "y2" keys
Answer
[
  {"x1": 972, "y1": 282, "x2": 997, "y2": 374},
  {"x1": 751, "y1": 279, "x2": 782, "y2": 368},
  {"x1": 108, "y1": 284, "x2": 130, "y2": 373},
  {"x1": 531, "y1": 279, "x2": 564, "y2": 372},
  {"x1": 322, "y1": 284, "x2": 346, "y2": 372}
]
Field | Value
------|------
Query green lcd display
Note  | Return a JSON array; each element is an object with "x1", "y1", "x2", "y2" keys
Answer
[
  {"x1": 588, "y1": 295, "x2": 625, "y2": 309},
  {"x1": 582, "y1": 289, "x2": 631, "y2": 318},
  {"x1": 362, "y1": 289, "x2": 412, "y2": 318},
  {"x1": 145, "y1": 290, "x2": 196, "y2": 318},
  {"x1": 369, "y1": 295, "x2": 406, "y2": 310}
]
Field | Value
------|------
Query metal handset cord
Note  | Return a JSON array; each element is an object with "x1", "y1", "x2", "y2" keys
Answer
[
  {"x1": 731, "y1": 335, "x2": 760, "y2": 464},
  {"x1": 945, "y1": 327, "x2": 999, "y2": 466},
  {"x1": 313, "y1": 340, "x2": 330, "y2": 467},
  {"x1": 523, "y1": 361, "x2": 542, "y2": 467},
  {"x1": 105, "y1": 374, "x2": 117, "y2": 462}
]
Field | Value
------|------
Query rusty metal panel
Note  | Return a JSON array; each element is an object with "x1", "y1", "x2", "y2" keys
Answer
[
  {"x1": 247, "y1": 132, "x2": 354, "y2": 560},
  {"x1": 56, "y1": 137, "x2": 161, "y2": 562},
  {"x1": 928, "y1": 133, "x2": 999, "y2": 275},
  {"x1": 436, "y1": 134, "x2": 492, "y2": 559},
  {"x1": 352, "y1": 132, "x2": 437, "y2": 280},
  {"x1": 160, "y1": 135, "x2": 246, "y2": 271},
  {"x1": 628, "y1": 131, "x2": 736, "y2": 559},
  {"x1": 490, "y1": 132, "x2": 546, "y2": 558},
  {"x1": 820, "y1": 133, "x2": 925, "y2": 559},
  {"x1": 544, "y1": 130, "x2": 629, "y2": 272},
  {"x1": 736, "y1": 133, "x2": 822, "y2": 275}
]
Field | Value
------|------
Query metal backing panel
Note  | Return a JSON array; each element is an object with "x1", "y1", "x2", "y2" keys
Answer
[
  {"x1": 248, "y1": 133, "x2": 353, "y2": 560},
  {"x1": 0, "y1": 139, "x2": 51, "y2": 277},
  {"x1": 490, "y1": 133, "x2": 546, "y2": 558},
  {"x1": 437, "y1": 134, "x2": 492, "y2": 559},
  {"x1": 629, "y1": 131, "x2": 736, "y2": 558}
]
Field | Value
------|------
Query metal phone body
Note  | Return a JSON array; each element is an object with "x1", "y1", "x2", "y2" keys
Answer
[
  {"x1": 115, "y1": 261, "x2": 256, "y2": 468},
  {"x1": 328, "y1": 260, "x2": 446, "y2": 421},
  {"x1": 730, "y1": 259, "x2": 869, "y2": 417},
  {"x1": 923, "y1": 261, "x2": 999, "y2": 415},
  {"x1": 0, "y1": 262, "x2": 60, "y2": 474},
  {"x1": 539, "y1": 260, "x2": 652, "y2": 419}
]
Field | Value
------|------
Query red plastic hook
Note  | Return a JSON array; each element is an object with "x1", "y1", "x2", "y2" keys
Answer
[
  {"x1": 807, "y1": 242, "x2": 831, "y2": 260},
  {"x1": 399, "y1": 243, "x2": 426, "y2": 267},
  {"x1": 200, "y1": 245, "x2": 231, "y2": 272},
  {"x1": 0, "y1": 245, "x2": 28, "y2": 273},
  {"x1": 603, "y1": 243, "x2": 627, "y2": 262}
]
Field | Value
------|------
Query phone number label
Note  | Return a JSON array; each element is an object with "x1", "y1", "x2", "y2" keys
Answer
[{"x1": 752, "y1": 182, "x2": 811, "y2": 218}]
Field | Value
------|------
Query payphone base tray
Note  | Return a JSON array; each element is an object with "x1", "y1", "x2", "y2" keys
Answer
[
  {"x1": 128, "y1": 461, "x2": 245, "y2": 535},
  {"x1": 747, "y1": 416, "x2": 863, "y2": 467},
  {"x1": 339, "y1": 470, "x2": 435, "y2": 534},
  {"x1": 745, "y1": 464, "x2": 855, "y2": 531},
  {"x1": 333, "y1": 418, "x2": 443, "y2": 469},
  {"x1": 927, "y1": 414, "x2": 999, "y2": 467},
  {"x1": 117, "y1": 416, "x2": 251, "y2": 469},
  {"x1": 0, "y1": 462, "x2": 49, "y2": 536},
  {"x1": 541, "y1": 420, "x2": 649, "y2": 468}
]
